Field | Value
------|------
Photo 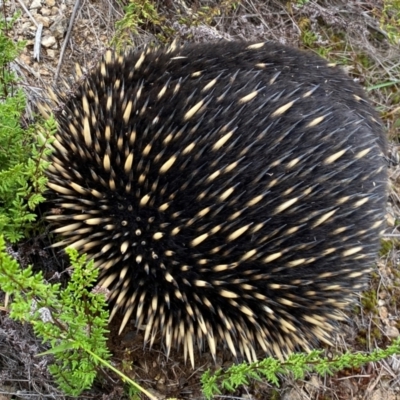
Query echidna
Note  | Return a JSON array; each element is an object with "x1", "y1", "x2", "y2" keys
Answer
[{"x1": 44, "y1": 41, "x2": 387, "y2": 366}]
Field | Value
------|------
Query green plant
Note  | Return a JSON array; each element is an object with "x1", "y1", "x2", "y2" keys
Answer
[
  {"x1": 0, "y1": 12, "x2": 25, "y2": 72},
  {"x1": 0, "y1": 239, "x2": 160, "y2": 399},
  {"x1": 0, "y1": 12, "x2": 52, "y2": 242},
  {"x1": 294, "y1": 0, "x2": 310, "y2": 6},
  {"x1": 112, "y1": 0, "x2": 163, "y2": 48},
  {"x1": 201, "y1": 340, "x2": 400, "y2": 399},
  {"x1": 0, "y1": 241, "x2": 110, "y2": 395},
  {"x1": 297, "y1": 17, "x2": 318, "y2": 48},
  {"x1": 380, "y1": 0, "x2": 400, "y2": 45}
]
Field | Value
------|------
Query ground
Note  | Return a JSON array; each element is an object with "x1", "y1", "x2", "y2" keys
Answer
[{"x1": 1, "y1": 0, "x2": 400, "y2": 399}]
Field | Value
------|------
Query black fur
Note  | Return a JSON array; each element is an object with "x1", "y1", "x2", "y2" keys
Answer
[{"x1": 47, "y1": 41, "x2": 387, "y2": 363}]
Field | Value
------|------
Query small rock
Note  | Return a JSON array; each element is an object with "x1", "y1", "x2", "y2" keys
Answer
[
  {"x1": 379, "y1": 291, "x2": 388, "y2": 300},
  {"x1": 40, "y1": 7, "x2": 52, "y2": 16},
  {"x1": 41, "y1": 35, "x2": 56, "y2": 48},
  {"x1": 386, "y1": 326, "x2": 399, "y2": 338},
  {"x1": 50, "y1": 15, "x2": 67, "y2": 39},
  {"x1": 35, "y1": 15, "x2": 51, "y2": 28},
  {"x1": 377, "y1": 299, "x2": 386, "y2": 306},
  {"x1": 45, "y1": 0, "x2": 55, "y2": 6},
  {"x1": 30, "y1": 0, "x2": 42, "y2": 9},
  {"x1": 21, "y1": 22, "x2": 32, "y2": 32},
  {"x1": 26, "y1": 25, "x2": 38, "y2": 38},
  {"x1": 19, "y1": 53, "x2": 32, "y2": 65},
  {"x1": 46, "y1": 49, "x2": 56, "y2": 58},
  {"x1": 379, "y1": 306, "x2": 388, "y2": 319}
]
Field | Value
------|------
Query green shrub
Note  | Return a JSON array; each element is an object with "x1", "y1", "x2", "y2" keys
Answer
[
  {"x1": 0, "y1": 13, "x2": 52, "y2": 242},
  {"x1": 0, "y1": 240, "x2": 111, "y2": 395}
]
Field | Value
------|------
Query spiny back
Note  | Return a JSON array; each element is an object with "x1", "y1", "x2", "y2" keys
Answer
[{"x1": 46, "y1": 41, "x2": 387, "y2": 366}]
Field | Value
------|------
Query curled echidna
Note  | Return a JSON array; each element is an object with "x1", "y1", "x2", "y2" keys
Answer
[{"x1": 44, "y1": 41, "x2": 387, "y2": 365}]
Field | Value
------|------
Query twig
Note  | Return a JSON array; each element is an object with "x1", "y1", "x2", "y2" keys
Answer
[
  {"x1": 15, "y1": 0, "x2": 43, "y2": 61},
  {"x1": 33, "y1": 23, "x2": 43, "y2": 61},
  {"x1": 14, "y1": 59, "x2": 41, "y2": 80},
  {"x1": 54, "y1": 0, "x2": 81, "y2": 83},
  {"x1": 15, "y1": 0, "x2": 39, "y2": 28}
]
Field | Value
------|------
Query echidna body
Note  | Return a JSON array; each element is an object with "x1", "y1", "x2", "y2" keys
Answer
[{"x1": 46, "y1": 41, "x2": 387, "y2": 365}]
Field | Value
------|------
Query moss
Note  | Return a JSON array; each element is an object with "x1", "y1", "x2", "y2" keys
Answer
[
  {"x1": 379, "y1": 238, "x2": 396, "y2": 258},
  {"x1": 361, "y1": 289, "x2": 379, "y2": 314}
]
